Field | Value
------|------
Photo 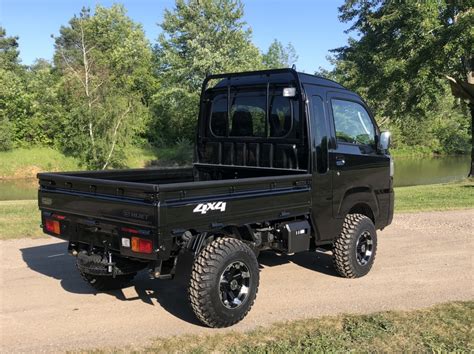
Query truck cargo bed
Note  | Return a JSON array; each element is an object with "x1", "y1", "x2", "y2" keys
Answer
[{"x1": 38, "y1": 166, "x2": 313, "y2": 260}]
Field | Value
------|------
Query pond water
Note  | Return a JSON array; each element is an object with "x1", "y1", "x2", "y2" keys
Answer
[
  {"x1": 393, "y1": 155, "x2": 470, "y2": 187},
  {"x1": 0, "y1": 155, "x2": 471, "y2": 201},
  {"x1": 0, "y1": 179, "x2": 38, "y2": 201}
]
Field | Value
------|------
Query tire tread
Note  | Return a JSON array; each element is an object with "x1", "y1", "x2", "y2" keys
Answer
[
  {"x1": 333, "y1": 213, "x2": 376, "y2": 278},
  {"x1": 188, "y1": 237, "x2": 259, "y2": 328}
]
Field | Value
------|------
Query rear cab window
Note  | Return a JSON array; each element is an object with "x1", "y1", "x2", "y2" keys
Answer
[
  {"x1": 208, "y1": 86, "x2": 299, "y2": 140},
  {"x1": 269, "y1": 90, "x2": 293, "y2": 138},
  {"x1": 200, "y1": 77, "x2": 307, "y2": 170},
  {"x1": 230, "y1": 90, "x2": 266, "y2": 137}
]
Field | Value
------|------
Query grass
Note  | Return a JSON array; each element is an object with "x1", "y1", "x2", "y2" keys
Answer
[
  {"x1": 0, "y1": 147, "x2": 81, "y2": 179},
  {"x1": 391, "y1": 145, "x2": 436, "y2": 158},
  {"x1": 0, "y1": 200, "x2": 44, "y2": 240},
  {"x1": 394, "y1": 178, "x2": 474, "y2": 212},
  {"x1": 0, "y1": 145, "x2": 189, "y2": 179},
  {"x1": 124, "y1": 144, "x2": 160, "y2": 168},
  {"x1": 129, "y1": 301, "x2": 473, "y2": 352}
]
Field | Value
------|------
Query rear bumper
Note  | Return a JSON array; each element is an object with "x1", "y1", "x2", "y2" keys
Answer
[{"x1": 40, "y1": 210, "x2": 158, "y2": 261}]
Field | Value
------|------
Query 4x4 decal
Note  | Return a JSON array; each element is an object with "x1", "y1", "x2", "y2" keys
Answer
[{"x1": 193, "y1": 201, "x2": 227, "y2": 214}]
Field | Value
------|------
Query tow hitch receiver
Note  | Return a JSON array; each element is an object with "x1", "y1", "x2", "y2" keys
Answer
[{"x1": 75, "y1": 250, "x2": 146, "y2": 278}]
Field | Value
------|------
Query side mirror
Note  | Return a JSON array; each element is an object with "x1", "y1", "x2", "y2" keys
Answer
[{"x1": 379, "y1": 131, "x2": 391, "y2": 152}]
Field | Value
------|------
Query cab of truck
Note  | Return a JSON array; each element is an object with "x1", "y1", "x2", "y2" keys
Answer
[{"x1": 196, "y1": 69, "x2": 394, "y2": 244}]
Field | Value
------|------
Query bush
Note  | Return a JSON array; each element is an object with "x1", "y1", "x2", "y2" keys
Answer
[
  {"x1": 149, "y1": 88, "x2": 199, "y2": 145},
  {"x1": 386, "y1": 96, "x2": 471, "y2": 157},
  {"x1": 434, "y1": 121, "x2": 471, "y2": 155},
  {"x1": 0, "y1": 118, "x2": 13, "y2": 151},
  {"x1": 147, "y1": 138, "x2": 193, "y2": 167}
]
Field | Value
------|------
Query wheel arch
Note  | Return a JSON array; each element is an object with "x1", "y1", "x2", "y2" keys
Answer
[
  {"x1": 186, "y1": 224, "x2": 255, "y2": 255},
  {"x1": 338, "y1": 187, "x2": 379, "y2": 224},
  {"x1": 348, "y1": 203, "x2": 375, "y2": 224}
]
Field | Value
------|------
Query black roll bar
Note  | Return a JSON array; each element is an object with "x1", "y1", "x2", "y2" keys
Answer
[{"x1": 200, "y1": 68, "x2": 303, "y2": 98}]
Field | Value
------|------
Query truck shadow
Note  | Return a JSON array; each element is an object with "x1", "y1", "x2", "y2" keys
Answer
[
  {"x1": 20, "y1": 242, "x2": 202, "y2": 326},
  {"x1": 20, "y1": 242, "x2": 337, "y2": 326},
  {"x1": 258, "y1": 250, "x2": 339, "y2": 277}
]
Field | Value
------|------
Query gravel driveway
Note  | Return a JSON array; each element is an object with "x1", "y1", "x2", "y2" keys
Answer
[{"x1": 1, "y1": 210, "x2": 473, "y2": 352}]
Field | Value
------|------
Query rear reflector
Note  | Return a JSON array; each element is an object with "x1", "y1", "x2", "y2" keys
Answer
[
  {"x1": 131, "y1": 237, "x2": 153, "y2": 254},
  {"x1": 45, "y1": 219, "x2": 60, "y2": 235},
  {"x1": 121, "y1": 227, "x2": 150, "y2": 236},
  {"x1": 121, "y1": 238, "x2": 131, "y2": 248},
  {"x1": 121, "y1": 227, "x2": 139, "y2": 234}
]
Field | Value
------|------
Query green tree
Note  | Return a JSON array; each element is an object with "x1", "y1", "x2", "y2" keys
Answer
[
  {"x1": 263, "y1": 39, "x2": 298, "y2": 69},
  {"x1": 19, "y1": 60, "x2": 65, "y2": 146},
  {"x1": 330, "y1": 0, "x2": 473, "y2": 156},
  {"x1": 0, "y1": 27, "x2": 25, "y2": 150},
  {"x1": 0, "y1": 26, "x2": 21, "y2": 71},
  {"x1": 152, "y1": 0, "x2": 263, "y2": 143},
  {"x1": 0, "y1": 29, "x2": 66, "y2": 150},
  {"x1": 0, "y1": 68, "x2": 27, "y2": 150},
  {"x1": 53, "y1": 5, "x2": 154, "y2": 169}
]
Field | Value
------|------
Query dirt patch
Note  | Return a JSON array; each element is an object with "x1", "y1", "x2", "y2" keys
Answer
[{"x1": 4, "y1": 165, "x2": 44, "y2": 180}]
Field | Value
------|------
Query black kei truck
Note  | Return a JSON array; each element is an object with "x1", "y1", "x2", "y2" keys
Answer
[{"x1": 38, "y1": 69, "x2": 394, "y2": 328}]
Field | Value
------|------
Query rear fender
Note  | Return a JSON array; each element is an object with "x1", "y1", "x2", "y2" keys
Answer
[{"x1": 185, "y1": 224, "x2": 256, "y2": 256}]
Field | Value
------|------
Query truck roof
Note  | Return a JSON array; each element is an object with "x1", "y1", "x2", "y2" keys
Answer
[
  {"x1": 297, "y1": 72, "x2": 345, "y2": 89},
  {"x1": 208, "y1": 68, "x2": 345, "y2": 91}
]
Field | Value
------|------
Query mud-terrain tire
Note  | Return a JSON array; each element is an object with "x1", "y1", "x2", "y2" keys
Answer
[
  {"x1": 333, "y1": 213, "x2": 377, "y2": 278},
  {"x1": 78, "y1": 271, "x2": 136, "y2": 291},
  {"x1": 188, "y1": 237, "x2": 259, "y2": 328}
]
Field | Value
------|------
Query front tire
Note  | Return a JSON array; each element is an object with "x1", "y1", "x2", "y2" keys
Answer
[
  {"x1": 188, "y1": 237, "x2": 259, "y2": 328},
  {"x1": 333, "y1": 213, "x2": 377, "y2": 278}
]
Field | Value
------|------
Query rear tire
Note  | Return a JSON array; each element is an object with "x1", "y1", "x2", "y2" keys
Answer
[
  {"x1": 78, "y1": 270, "x2": 136, "y2": 291},
  {"x1": 188, "y1": 237, "x2": 259, "y2": 328},
  {"x1": 333, "y1": 213, "x2": 377, "y2": 278}
]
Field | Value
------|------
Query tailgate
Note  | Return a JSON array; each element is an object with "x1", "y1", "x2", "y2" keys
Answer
[
  {"x1": 38, "y1": 173, "x2": 158, "y2": 260},
  {"x1": 38, "y1": 188, "x2": 156, "y2": 228},
  {"x1": 38, "y1": 172, "x2": 158, "y2": 227}
]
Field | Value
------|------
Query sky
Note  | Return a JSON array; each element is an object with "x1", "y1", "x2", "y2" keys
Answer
[{"x1": 0, "y1": 0, "x2": 350, "y2": 73}]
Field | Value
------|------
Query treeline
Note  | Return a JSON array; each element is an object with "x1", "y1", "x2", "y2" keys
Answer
[
  {"x1": 0, "y1": 0, "x2": 472, "y2": 170},
  {"x1": 0, "y1": 1, "x2": 297, "y2": 169},
  {"x1": 322, "y1": 0, "x2": 473, "y2": 157}
]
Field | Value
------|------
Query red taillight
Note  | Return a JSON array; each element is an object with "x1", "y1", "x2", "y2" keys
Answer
[
  {"x1": 131, "y1": 237, "x2": 152, "y2": 254},
  {"x1": 45, "y1": 219, "x2": 60, "y2": 234},
  {"x1": 52, "y1": 214, "x2": 66, "y2": 220}
]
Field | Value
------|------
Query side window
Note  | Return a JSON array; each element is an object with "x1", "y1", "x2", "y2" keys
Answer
[
  {"x1": 230, "y1": 91, "x2": 266, "y2": 137},
  {"x1": 210, "y1": 94, "x2": 227, "y2": 137},
  {"x1": 311, "y1": 96, "x2": 328, "y2": 173},
  {"x1": 269, "y1": 95, "x2": 292, "y2": 137},
  {"x1": 331, "y1": 99, "x2": 375, "y2": 145}
]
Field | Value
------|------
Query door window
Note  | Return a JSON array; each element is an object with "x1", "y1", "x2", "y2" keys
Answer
[{"x1": 331, "y1": 99, "x2": 375, "y2": 146}]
